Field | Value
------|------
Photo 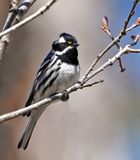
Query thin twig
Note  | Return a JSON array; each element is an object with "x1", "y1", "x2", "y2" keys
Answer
[
  {"x1": 84, "y1": 45, "x2": 140, "y2": 83},
  {"x1": 3, "y1": 0, "x2": 19, "y2": 31},
  {"x1": 82, "y1": 0, "x2": 140, "y2": 83},
  {"x1": 0, "y1": 0, "x2": 19, "y2": 63},
  {"x1": 106, "y1": 31, "x2": 126, "y2": 72},
  {"x1": 121, "y1": 0, "x2": 139, "y2": 35},
  {"x1": 0, "y1": 0, "x2": 37, "y2": 63},
  {"x1": 127, "y1": 48, "x2": 140, "y2": 53},
  {"x1": 118, "y1": 58, "x2": 125, "y2": 72},
  {"x1": 103, "y1": 24, "x2": 126, "y2": 72},
  {"x1": 0, "y1": 0, "x2": 58, "y2": 38},
  {"x1": 80, "y1": 79, "x2": 104, "y2": 89}
]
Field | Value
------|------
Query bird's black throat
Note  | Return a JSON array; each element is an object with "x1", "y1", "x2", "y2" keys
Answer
[{"x1": 58, "y1": 48, "x2": 79, "y2": 66}]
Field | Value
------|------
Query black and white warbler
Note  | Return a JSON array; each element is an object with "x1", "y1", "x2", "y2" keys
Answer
[{"x1": 18, "y1": 33, "x2": 80, "y2": 150}]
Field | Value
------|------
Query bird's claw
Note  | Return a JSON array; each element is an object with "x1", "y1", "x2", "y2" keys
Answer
[{"x1": 61, "y1": 90, "x2": 69, "y2": 101}]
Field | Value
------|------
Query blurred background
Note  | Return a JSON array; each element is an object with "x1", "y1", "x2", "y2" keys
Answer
[{"x1": 0, "y1": 0, "x2": 140, "y2": 160}]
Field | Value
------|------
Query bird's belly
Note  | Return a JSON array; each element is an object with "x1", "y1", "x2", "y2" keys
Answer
[
  {"x1": 48, "y1": 64, "x2": 79, "y2": 96},
  {"x1": 57, "y1": 63, "x2": 80, "y2": 90},
  {"x1": 39, "y1": 63, "x2": 80, "y2": 99}
]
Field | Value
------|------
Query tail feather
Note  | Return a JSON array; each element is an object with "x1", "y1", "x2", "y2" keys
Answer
[
  {"x1": 18, "y1": 105, "x2": 47, "y2": 150},
  {"x1": 18, "y1": 118, "x2": 37, "y2": 150}
]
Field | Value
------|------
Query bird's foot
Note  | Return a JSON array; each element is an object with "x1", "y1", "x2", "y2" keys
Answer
[{"x1": 61, "y1": 90, "x2": 69, "y2": 101}]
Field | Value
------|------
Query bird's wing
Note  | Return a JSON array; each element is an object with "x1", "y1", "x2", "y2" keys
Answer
[{"x1": 23, "y1": 51, "x2": 55, "y2": 116}]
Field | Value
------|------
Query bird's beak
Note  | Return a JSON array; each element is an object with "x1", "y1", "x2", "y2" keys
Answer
[{"x1": 73, "y1": 43, "x2": 79, "y2": 48}]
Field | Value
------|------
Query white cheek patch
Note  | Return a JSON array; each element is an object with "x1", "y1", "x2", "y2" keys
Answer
[
  {"x1": 58, "y1": 37, "x2": 66, "y2": 43},
  {"x1": 55, "y1": 46, "x2": 73, "y2": 56}
]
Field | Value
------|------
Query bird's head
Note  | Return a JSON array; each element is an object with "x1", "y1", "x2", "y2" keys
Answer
[{"x1": 52, "y1": 33, "x2": 79, "y2": 52}]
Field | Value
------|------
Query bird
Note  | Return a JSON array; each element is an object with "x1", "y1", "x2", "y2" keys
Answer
[{"x1": 17, "y1": 33, "x2": 80, "y2": 150}]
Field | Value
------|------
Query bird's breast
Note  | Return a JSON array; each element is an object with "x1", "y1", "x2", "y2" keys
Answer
[{"x1": 56, "y1": 63, "x2": 80, "y2": 90}]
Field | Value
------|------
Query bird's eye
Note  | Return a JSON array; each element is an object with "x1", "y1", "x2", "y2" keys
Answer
[{"x1": 67, "y1": 41, "x2": 73, "y2": 45}]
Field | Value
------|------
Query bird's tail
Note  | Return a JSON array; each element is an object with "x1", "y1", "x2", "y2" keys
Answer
[
  {"x1": 18, "y1": 117, "x2": 37, "y2": 150},
  {"x1": 18, "y1": 106, "x2": 46, "y2": 150}
]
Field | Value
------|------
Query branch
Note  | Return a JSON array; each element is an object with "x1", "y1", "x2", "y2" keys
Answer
[
  {"x1": 0, "y1": 0, "x2": 140, "y2": 124},
  {"x1": 0, "y1": 35, "x2": 10, "y2": 61},
  {"x1": 0, "y1": 0, "x2": 19, "y2": 62},
  {"x1": 0, "y1": 93, "x2": 62, "y2": 123},
  {"x1": 0, "y1": 0, "x2": 58, "y2": 38},
  {"x1": 121, "y1": 0, "x2": 139, "y2": 34},
  {"x1": 0, "y1": 0, "x2": 37, "y2": 63},
  {"x1": 82, "y1": 0, "x2": 140, "y2": 83},
  {"x1": 0, "y1": 45, "x2": 140, "y2": 123},
  {"x1": 127, "y1": 48, "x2": 140, "y2": 53},
  {"x1": 0, "y1": 80, "x2": 103, "y2": 123},
  {"x1": 101, "y1": 16, "x2": 126, "y2": 72},
  {"x1": 84, "y1": 45, "x2": 139, "y2": 83}
]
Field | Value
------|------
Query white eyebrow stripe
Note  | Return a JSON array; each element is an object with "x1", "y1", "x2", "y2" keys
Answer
[
  {"x1": 58, "y1": 37, "x2": 66, "y2": 43},
  {"x1": 55, "y1": 46, "x2": 73, "y2": 55}
]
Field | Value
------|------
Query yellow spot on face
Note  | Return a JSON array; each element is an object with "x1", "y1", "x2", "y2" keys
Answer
[{"x1": 67, "y1": 41, "x2": 72, "y2": 45}]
